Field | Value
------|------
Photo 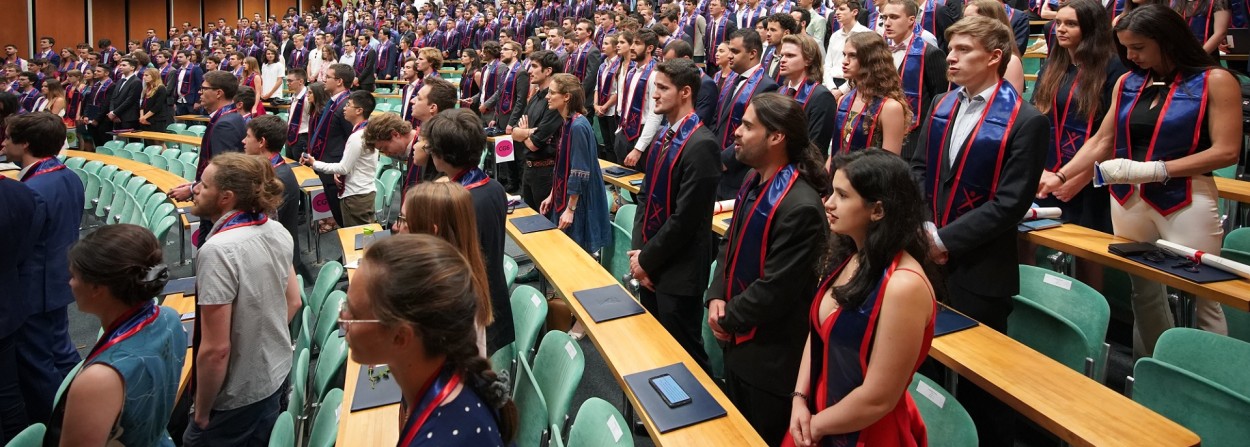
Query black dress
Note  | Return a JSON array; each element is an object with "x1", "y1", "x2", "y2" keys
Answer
[{"x1": 140, "y1": 87, "x2": 172, "y2": 132}]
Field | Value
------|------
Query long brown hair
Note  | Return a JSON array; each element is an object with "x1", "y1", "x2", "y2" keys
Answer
[
  {"x1": 401, "y1": 182, "x2": 493, "y2": 327},
  {"x1": 362, "y1": 234, "x2": 517, "y2": 442},
  {"x1": 549, "y1": 73, "x2": 587, "y2": 116},
  {"x1": 844, "y1": 32, "x2": 913, "y2": 125},
  {"x1": 1033, "y1": 0, "x2": 1116, "y2": 118}
]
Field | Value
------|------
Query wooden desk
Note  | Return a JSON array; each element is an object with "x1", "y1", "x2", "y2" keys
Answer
[
  {"x1": 711, "y1": 211, "x2": 732, "y2": 236},
  {"x1": 176, "y1": 115, "x2": 210, "y2": 123},
  {"x1": 598, "y1": 159, "x2": 643, "y2": 195},
  {"x1": 930, "y1": 322, "x2": 1199, "y2": 447},
  {"x1": 506, "y1": 207, "x2": 765, "y2": 446},
  {"x1": 376, "y1": 79, "x2": 408, "y2": 85},
  {"x1": 335, "y1": 224, "x2": 399, "y2": 447},
  {"x1": 266, "y1": 103, "x2": 291, "y2": 110},
  {"x1": 1215, "y1": 176, "x2": 1250, "y2": 203},
  {"x1": 119, "y1": 131, "x2": 202, "y2": 147},
  {"x1": 1024, "y1": 224, "x2": 1250, "y2": 311},
  {"x1": 372, "y1": 93, "x2": 402, "y2": 99},
  {"x1": 161, "y1": 292, "x2": 197, "y2": 398}
]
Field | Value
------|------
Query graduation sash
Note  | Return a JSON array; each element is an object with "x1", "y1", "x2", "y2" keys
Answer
[
  {"x1": 287, "y1": 91, "x2": 306, "y2": 146},
  {"x1": 622, "y1": 59, "x2": 656, "y2": 141},
  {"x1": 403, "y1": 138, "x2": 424, "y2": 193},
  {"x1": 309, "y1": 92, "x2": 348, "y2": 159},
  {"x1": 1045, "y1": 71, "x2": 1097, "y2": 172},
  {"x1": 833, "y1": 89, "x2": 885, "y2": 155},
  {"x1": 499, "y1": 62, "x2": 521, "y2": 115},
  {"x1": 717, "y1": 67, "x2": 767, "y2": 148},
  {"x1": 20, "y1": 157, "x2": 67, "y2": 182},
  {"x1": 723, "y1": 164, "x2": 800, "y2": 345},
  {"x1": 565, "y1": 41, "x2": 594, "y2": 79},
  {"x1": 551, "y1": 114, "x2": 583, "y2": 215},
  {"x1": 642, "y1": 112, "x2": 702, "y2": 243},
  {"x1": 1182, "y1": 0, "x2": 1217, "y2": 43},
  {"x1": 924, "y1": 80, "x2": 1022, "y2": 227},
  {"x1": 453, "y1": 167, "x2": 490, "y2": 190},
  {"x1": 197, "y1": 103, "x2": 238, "y2": 180},
  {"x1": 707, "y1": 14, "x2": 729, "y2": 50},
  {"x1": 597, "y1": 57, "x2": 621, "y2": 105},
  {"x1": 482, "y1": 60, "x2": 500, "y2": 102},
  {"x1": 85, "y1": 301, "x2": 160, "y2": 364},
  {"x1": 898, "y1": 24, "x2": 928, "y2": 131},
  {"x1": 920, "y1": 0, "x2": 938, "y2": 35},
  {"x1": 786, "y1": 77, "x2": 819, "y2": 108},
  {"x1": 1111, "y1": 70, "x2": 1209, "y2": 216}
]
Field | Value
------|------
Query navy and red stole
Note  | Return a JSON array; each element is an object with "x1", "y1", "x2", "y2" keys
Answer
[
  {"x1": 84, "y1": 301, "x2": 161, "y2": 365},
  {"x1": 833, "y1": 89, "x2": 886, "y2": 155},
  {"x1": 920, "y1": 0, "x2": 938, "y2": 35},
  {"x1": 198, "y1": 103, "x2": 239, "y2": 181},
  {"x1": 309, "y1": 91, "x2": 349, "y2": 159},
  {"x1": 786, "y1": 77, "x2": 819, "y2": 109},
  {"x1": 898, "y1": 23, "x2": 928, "y2": 131},
  {"x1": 722, "y1": 164, "x2": 801, "y2": 345},
  {"x1": 924, "y1": 80, "x2": 1022, "y2": 226},
  {"x1": 20, "y1": 157, "x2": 67, "y2": 182},
  {"x1": 482, "y1": 60, "x2": 501, "y2": 100},
  {"x1": 1111, "y1": 70, "x2": 1210, "y2": 216},
  {"x1": 707, "y1": 14, "x2": 728, "y2": 50},
  {"x1": 806, "y1": 252, "x2": 903, "y2": 443},
  {"x1": 499, "y1": 62, "x2": 521, "y2": 116},
  {"x1": 268, "y1": 153, "x2": 285, "y2": 168},
  {"x1": 642, "y1": 112, "x2": 703, "y2": 242},
  {"x1": 551, "y1": 114, "x2": 583, "y2": 216},
  {"x1": 717, "y1": 67, "x2": 767, "y2": 148},
  {"x1": 1045, "y1": 68, "x2": 1097, "y2": 171},
  {"x1": 453, "y1": 166, "x2": 490, "y2": 190},
  {"x1": 1181, "y1": 0, "x2": 1217, "y2": 43},
  {"x1": 622, "y1": 59, "x2": 656, "y2": 142},
  {"x1": 597, "y1": 57, "x2": 621, "y2": 106},
  {"x1": 566, "y1": 41, "x2": 594, "y2": 79},
  {"x1": 403, "y1": 135, "x2": 424, "y2": 192},
  {"x1": 715, "y1": 70, "x2": 736, "y2": 92},
  {"x1": 287, "y1": 91, "x2": 306, "y2": 146}
]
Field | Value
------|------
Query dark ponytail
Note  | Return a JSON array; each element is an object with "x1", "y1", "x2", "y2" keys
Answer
[{"x1": 748, "y1": 93, "x2": 833, "y2": 197}]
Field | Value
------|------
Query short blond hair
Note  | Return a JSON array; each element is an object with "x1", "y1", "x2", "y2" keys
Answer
[
  {"x1": 418, "y1": 47, "x2": 443, "y2": 70},
  {"x1": 944, "y1": 15, "x2": 1013, "y2": 77},
  {"x1": 363, "y1": 112, "x2": 413, "y2": 148}
]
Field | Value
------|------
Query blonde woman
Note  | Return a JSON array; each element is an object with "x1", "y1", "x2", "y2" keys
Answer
[
  {"x1": 138, "y1": 67, "x2": 171, "y2": 132},
  {"x1": 241, "y1": 56, "x2": 266, "y2": 116}
]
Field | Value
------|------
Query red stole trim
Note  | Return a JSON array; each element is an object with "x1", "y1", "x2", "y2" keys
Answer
[
  {"x1": 723, "y1": 164, "x2": 800, "y2": 345},
  {"x1": 834, "y1": 89, "x2": 885, "y2": 155},
  {"x1": 20, "y1": 157, "x2": 67, "y2": 182},
  {"x1": 898, "y1": 29, "x2": 928, "y2": 131},
  {"x1": 642, "y1": 112, "x2": 703, "y2": 242}
]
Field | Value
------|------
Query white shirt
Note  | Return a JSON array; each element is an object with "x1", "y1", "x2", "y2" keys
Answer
[
  {"x1": 176, "y1": 65, "x2": 191, "y2": 100},
  {"x1": 597, "y1": 57, "x2": 621, "y2": 117},
  {"x1": 823, "y1": 22, "x2": 872, "y2": 88},
  {"x1": 616, "y1": 58, "x2": 662, "y2": 151},
  {"x1": 806, "y1": 9, "x2": 828, "y2": 49},
  {"x1": 261, "y1": 62, "x2": 286, "y2": 99},
  {"x1": 308, "y1": 48, "x2": 324, "y2": 78},
  {"x1": 890, "y1": 31, "x2": 939, "y2": 69},
  {"x1": 339, "y1": 51, "x2": 357, "y2": 68},
  {"x1": 289, "y1": 88, "x2": 310, "y2": 134},
  {"x1": 947, "y1": 83, "x2": 998, "y2": 166},
  {"x1": 312, "y1": 125, "x2": 378, "y2": 197}
]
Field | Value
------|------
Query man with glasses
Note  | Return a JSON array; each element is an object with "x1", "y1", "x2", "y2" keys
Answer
[
  {"x1": 283, "y1": 69, "x2": 310, "y2": 159},
  {"x1": 170, "y1": 70, "x2": 246, "y2": 201},
  {"x1": 305, "y1": 64, "x2": 356, "y2": 226},
  {"x1": 184, "y1": 153, "x2": 299, "y2": 447}
]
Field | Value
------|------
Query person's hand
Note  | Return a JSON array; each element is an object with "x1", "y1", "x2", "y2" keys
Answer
[
  {"x1": 487, "y1": 120, "x2": 497, "y2": 128},
  {"x1": 707, "y1": 299, "x2": 729, "y2": 340},
  {"x1": 539, "y1": 194, "x2": 552, "y2": 214},
  {"x1": 193, "y1": 410, "x2": 210, "y2": 430},
  {"x1": 352, "y1": 79, "x2": 359, "y2": 87},
  {"x1": 789, "y1": 397, "x2": 814, "y2": 447},
  {"x1": 170, "y1": 184, "x2": 193, "y2": 201},
  {"x1": 139, "y1": 117, "x2": 149, "y2": 125},
  {"x1": 505, "y1": 125, "x2": 514, "y2": 134},
  {"x1": 638, "y1": 276, "x2": 656, "y2": 291},
  {"x1": 1053, "y1": 168, "x2": 1093, "y2": 202},
  {"x1": 1036, "y1": 170, "x2": 1063, "y2": 199},
  {"x1": 623, "y1": 149, "x2": 642, "y2": 167},
  {"x1": 299, "y1": 153, "x2": 316, "y2": 167},
  {"x1": 479, "y1": 104, "x2": 488, "y2": 114},
  {"x1": 627, "y1": 249, "x2": 646, "y2": 280},
  {"x1": 558, "y1": 208, "x2": 574, "y2": 229},
  {"x1": 334, "y1": 174, "x2": 345, "y2": 191}
]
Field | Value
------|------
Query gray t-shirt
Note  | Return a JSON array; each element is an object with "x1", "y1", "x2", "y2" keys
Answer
[{"x1": 196, "y1": 215, "x2": 294, "y2": 411}]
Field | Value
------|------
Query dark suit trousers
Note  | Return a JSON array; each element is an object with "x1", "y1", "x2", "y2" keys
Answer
[
  {"x1": 613, "y1": 133, "x2": 646, "y2": 174},
  {"x1": 176, "y1": 102, "x2": 195, "y2": 116},
  {"x1": 286, "y1": 134, "x2": 308, "y2": 160},
  {"x1": 723, "y1": 363, "x2": 789, "y2": 446},
  {"x1": 0, "y1": 335, "x2": 27, "y2": 443},
  {"x1": 639, "y1": 288, "x2": 708, "y2": 370},
  {"x1": 318, "y1": 172, "x2": 345, "y2": 226},
  {"x1": 594, "y1": 114, "x2": 618, "y2": 163},
  {"x1": 16, "y1": 306, "x2": 79, "y2": 425}
]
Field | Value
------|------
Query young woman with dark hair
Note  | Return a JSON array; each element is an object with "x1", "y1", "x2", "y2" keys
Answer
[{"x1": 1038, "y1": 4, "x2": 1239, "y2": 356}]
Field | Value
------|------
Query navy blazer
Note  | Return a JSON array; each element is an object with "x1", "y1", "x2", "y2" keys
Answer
[
  {"x1": 21, "y1": 168, "x2": 85, "y2": 315},
  {"x1": 167, "y1": 64, "x2": 204, "y2": 106},
  {"x1": 197, "y1": 111, "x2": 247, "y2": 180},
  {"x1": 696, "y1": 73, "x2": 719, "y2": 132},
  {"x1": 0, "y1": 178, "x2": 46, "y2": 337}
]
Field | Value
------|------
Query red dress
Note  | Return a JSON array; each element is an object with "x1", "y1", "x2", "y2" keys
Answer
[{"x1": 784, "y1": 252, "x2": 935, "y2": 447}]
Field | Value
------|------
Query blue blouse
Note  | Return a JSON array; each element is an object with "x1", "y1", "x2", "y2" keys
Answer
[{"x1": 551, "y1": 115, "x2": 611, "y2": 254}]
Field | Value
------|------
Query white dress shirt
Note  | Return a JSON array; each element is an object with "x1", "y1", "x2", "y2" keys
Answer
[
  {"x1": 823, "y1": 22, "x2": 872, "y2": 88},
  {"x1": 947, "y1": 83, "x2": 998, "y2": 166},
  {"x1": 312, "y1": 126, "x2": 378, "y2": 197},
  {"x1": 616, "y1": 59, "x2": 662, "y2": 151}
]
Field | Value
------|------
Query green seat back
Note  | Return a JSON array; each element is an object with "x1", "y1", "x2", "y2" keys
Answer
[
  {"x1": 186, "y1": 125, "x2": 206, "y2": 135},
  {"x1": 532, "y1": 330, "x2": 584, "y2": 431},
  {"x1": 178, "y1": 152, "x2": 199, "y2": 163},
  {"x1": 490, "y1": 342, "x2": 518, "y2": 391},
  {"x1": 52, "y1": 361, "x2": 85, "y2": 411},
  {"x1": 1010, "y1": 265, "x2": 1110, "y2": 379},
  {"x1": 166, "y1": 123, "x2": 188, "y2": 133},
  {"x1": 613, "y1": 204, "x2": 636, "y2": 234},
  {"x1": 1132, "y1": 358, "x2": 1250, "y2": 447},
  {"x1": 308, "y1": 261, "x2": 344, "y2": 321},
  {"x1": 314, "y1": 291, "x2": 347, "y2": 353},
  {"x1": 306, "y1": 388, "x2": 344, "y2": 447},
  {"x1": 1226, "y1": 227, "x2": 1250, "y2": 253},
  {"x1": 601, "y1": 223, "x2": 632, "y2": 288},
  {"x1": 162, "y1": 148, "x2": 181, "y2": 159},
  {"x1": 123, "y1": 142, "x2": 144, "y2": 153},
  {"x1": 6, "y1": 423, "x2": 46, "y2": 447},
  {"x1": 511, "y1": 285, "x2": 549, "y2": 361},
  {"x1": 1153, "y1": 327, "x2": 1250, "y2": 399},
  {"x1": 288, "y1": 348, "x2": 310, "y2": 422},
  {"x1": 65, "y1": 157, "x2": 86, "y2": 170},
  {"x1": 296, "y1": 308, "x2": 313, "y2": 363},
  {"x1": 82, "y1": 172, "x2": 101, "y2": 210},
  {"x1": 143, "y1": 145, "x2": 164, "y2": 155},
  {"x1": 909, "y1": 373, "x2": 977, "y2": 446},
  {"x1": 513, "y1": 360, "x2": 550, "y2": 447},
  {"x1": 166, "y1": 160, "x2": 184, "y2": 178},
  {"x1": 268, "y1": 411, "x2": 295, "y2": 447},
  {"x1": 101, "y1": 140, "x2": 124, "y2": 151},
  {"x1": 1217, "y1": 249, "x2": 1250, "y2": 343},
  {"x1": 149, "y1": 155, "x2": 169, "y2": 170},
  {"x1": 151, "y1": 215, "x2": 177, "y2": 240},
  {"x1": 503, "y1": 255, "x2": 519, "y2": 289},
  {"x1": 565, "y1": 397, "x2": 633, "y2": 447},
  {"x1": 378, "y1": 169, "x2": 402, "y2": 212},
  {"x1": 312, "y1": 335, "x2": 347, "y2": 402}
]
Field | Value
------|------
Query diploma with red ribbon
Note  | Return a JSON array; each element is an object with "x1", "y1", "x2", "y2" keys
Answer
[{"x1": 1156, "y1": 239, "x2": 1250, "y2": 280}]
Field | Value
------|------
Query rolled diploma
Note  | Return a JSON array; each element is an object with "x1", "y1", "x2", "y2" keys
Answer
[
  {"x1": 1023, "y1": 207, "x2": 1062, "y2": 221},
  {"x1": 1156, "y1": 239, "x2": 1250, "y2": 280},
  {"x1": 714, "y1": 199, "x2": 736, "y2": 214}
]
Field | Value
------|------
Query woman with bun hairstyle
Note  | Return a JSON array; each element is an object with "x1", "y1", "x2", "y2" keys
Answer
[{"x1": 49, "y1": 224, "x2": 186, "y2": 446}]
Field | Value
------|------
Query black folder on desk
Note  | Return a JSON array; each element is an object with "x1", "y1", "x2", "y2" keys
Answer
[
  {"x1": 604, "y1": 166, "x2": 638, "y2": 177},
  {"x1": 510, "y1": 215, "x2": 557, "y2": 233},
  {"x1": 573, "y1": 285, "x2": 645, "y2": 323},
  {"x1": 1112, "y1": 244, "x2": 1240, "y2": 283},
  {"x1": 623, "y1": 363, "x2": 726, "y2": 433},
  {"x1": 934, "y1": 305, "x2": 979, "y2": 337},
  {"x1": 162, "y1": 276, "x2": 196, "y2": 296},
  {"x1": 353, "y1": 231, "x2": 393, "y2": 250},
  {"x1": 351, "y1": 364, "x2": 403, "y2": 411}
]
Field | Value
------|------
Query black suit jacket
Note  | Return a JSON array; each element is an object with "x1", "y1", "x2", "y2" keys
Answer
[
  {"x1": 578, "y1": 47, "x2": 603, "y2": 105},
  {"x1": 801, "y1": 84, "x2": 837, "y2": 155},
  {"x1": 320, "y1": 98, "x2": 355, "y2": 163},
  {"x1": 631, "y1": 126, "x2": 722, "y2": 296},
  {"x1": 507, "y1": 70, "x2": 532, "y2": 127},
  {"x1": 715, "y1": 72, "x2": 779, "y2": 200},
  {"x1": 935, "y1": 2, "x2": 1030, "y2": 53},
  {"x1": 707, "y1": 175, "x2": 827, "y2": 394},
  {"x1": 141, "y1": 87, "x2": 172, "y2": 127},
  {"x1": 696, "y1": 73, "x2": 718, "y2": 131},
  {"x1": 355, "y1": 50, "x2": 378, "y2": 89},
  {"x1": 908, "y1": 91, "x2": 1048, "y2": 299},
  {"x1": 902, "y1": 44, "x2": 950, "y2": 160},
  {"x1": 108, "y1": 75, "x2": 143, "y2": 124}
]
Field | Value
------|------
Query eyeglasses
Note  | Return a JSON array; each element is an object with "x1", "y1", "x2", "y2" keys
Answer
[{"x1": 338, "y1": 301, "x2": 382, "y2": 328}]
